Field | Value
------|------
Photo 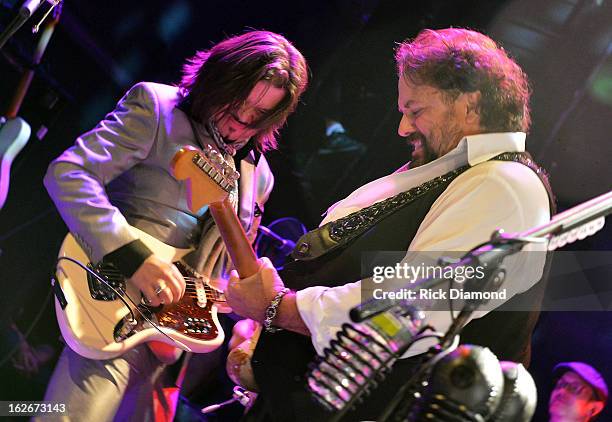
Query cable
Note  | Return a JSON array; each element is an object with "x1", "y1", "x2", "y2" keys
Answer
[{"x1": 55, "y1": 256, "x2": 136, "y2": 322}]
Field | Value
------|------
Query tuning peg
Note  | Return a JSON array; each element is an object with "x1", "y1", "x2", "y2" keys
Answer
[{"x1": 228, "y1": 169, "x2": 240, "y2": 182}]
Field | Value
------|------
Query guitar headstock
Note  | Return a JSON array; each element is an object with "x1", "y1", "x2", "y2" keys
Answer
[{"x1": 172, "y1": 145, "x2": 240, "y2": 212}]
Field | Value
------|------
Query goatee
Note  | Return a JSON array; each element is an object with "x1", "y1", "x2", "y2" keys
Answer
[{"x1": 406, "y1": 132, "x2": 437, "y2": 168}]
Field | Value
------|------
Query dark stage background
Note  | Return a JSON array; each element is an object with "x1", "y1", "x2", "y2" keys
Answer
[{"x1": 1, "y1": 0, "x2": 611, "y2": 420}]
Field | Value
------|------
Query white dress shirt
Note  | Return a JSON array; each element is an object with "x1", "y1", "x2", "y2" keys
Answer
[{"x1": 295, "y1": 132, "x2": 551, "y2": 356}]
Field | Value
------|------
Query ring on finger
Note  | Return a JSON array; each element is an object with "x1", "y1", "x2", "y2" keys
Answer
[{"x1": 154, "y1": 283, "x2": 167, "y2": 296}]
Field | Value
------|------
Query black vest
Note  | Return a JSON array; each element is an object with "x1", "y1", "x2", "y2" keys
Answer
[{"x1": 246, "y1": 153, "x2": 553, "y2": 422}]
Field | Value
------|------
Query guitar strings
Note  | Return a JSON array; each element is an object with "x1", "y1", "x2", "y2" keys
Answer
[
  {"x1": 182, "y1": 276, "x2": 226, "y2": 302},
  {"x1": 69, "y1": 258, "x2": 226, "y2": 303},
  {"x1": 63, "y1": 261, "x2": 226, "y2": 299}
]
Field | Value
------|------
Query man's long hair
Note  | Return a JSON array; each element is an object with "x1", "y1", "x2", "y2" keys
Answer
[
  {"x1": 396, "y1": 28, "x2": 531, "y2": 133},
  {"x1": 179, "y1": 30, "x2": 308, "y2": 152}
]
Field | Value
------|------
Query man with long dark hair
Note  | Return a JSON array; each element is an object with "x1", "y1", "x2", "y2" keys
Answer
[
  {"x1": 226, "y1": 28, "x2": 553, "y2": 420},
  {"x1": 41, "y1": 30, "x2": 307, "y2": 420}
]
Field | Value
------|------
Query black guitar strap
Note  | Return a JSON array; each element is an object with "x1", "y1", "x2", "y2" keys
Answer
[{"x1": 291, "y1": 151, "x2": 554, "y2": 262}]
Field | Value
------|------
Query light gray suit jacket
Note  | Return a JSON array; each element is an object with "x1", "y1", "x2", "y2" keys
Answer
[{"x1": 44, "y1": 82, "x2": 274, "y2": 269}]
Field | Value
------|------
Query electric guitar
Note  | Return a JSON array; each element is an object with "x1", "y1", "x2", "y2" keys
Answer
[
  {"x1": 53, "y1": 142, "x2": 241, "y2": 362},
  {"x1": 0, "y1": 1, "x2": 61, "y2": 209},
  {"x1": 171, "y1": 144, "x2": 263, "y2": 391},
  {"x1": 54, "y1": 224, "x2": 228, "y2": 361}
]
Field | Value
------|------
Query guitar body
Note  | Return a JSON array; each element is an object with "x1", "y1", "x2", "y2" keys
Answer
[
  {"x1": 0, "y1": 117, "x2": 31, "y2": 208},
  {"x1": 54, "y1": 225, "x2": 225, "y2": 360},
  {"x1": 226, "y1": 319, "x2": 261, "y2": 391}
]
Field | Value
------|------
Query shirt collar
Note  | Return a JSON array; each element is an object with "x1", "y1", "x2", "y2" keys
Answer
[{"x1": 464, "y1": 132, "x2": 525, "y2": 165}]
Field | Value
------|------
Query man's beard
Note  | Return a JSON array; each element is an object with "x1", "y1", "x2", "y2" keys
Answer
[
  {"x1": 406, "y1": 132, "x2": 438, "y2": 168},
  {"x1": 406, "y1": 111, "x2": 463, "y2": 168}
]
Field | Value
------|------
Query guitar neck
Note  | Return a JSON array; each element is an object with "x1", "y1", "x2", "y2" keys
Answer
[
  {"x1": 170, "y1": 145, "x2": 258, "y2": 277},
  {"x1": 209, "y1": 198, "x2": 259, "y2": 278}
]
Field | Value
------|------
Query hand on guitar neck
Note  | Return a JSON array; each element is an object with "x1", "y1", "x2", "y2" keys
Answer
[
  {"x1": 225, "y1": 257, "x2": 309, "y2": 336},
  {"x1": 172, "y1": 144, "x2": 308, "y2": 391},
  {"x1": 223, "y1": 259, "x2": 309, "y2": 392}
]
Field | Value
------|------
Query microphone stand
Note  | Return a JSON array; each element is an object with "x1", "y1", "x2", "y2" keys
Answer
[
  {"x1": 376, "y1": 239, "x2": 525, "y2": 422},
  {"x1": 374, "y1": 189, "x2": 612, "y2": 421},
  {"x1": 0, "y1": 0, "x2": 46, "y2": 49}
]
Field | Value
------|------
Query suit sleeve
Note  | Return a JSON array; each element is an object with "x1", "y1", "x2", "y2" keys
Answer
[{"x1": 44, "y1": 82, "x2": 160, "y2": 265}]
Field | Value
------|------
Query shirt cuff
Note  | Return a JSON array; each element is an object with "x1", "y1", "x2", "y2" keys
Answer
[
  {"x1": 102, "y1": 239, "x2": 153, "y2": 278},
  {"x1": 296, "y1": 286, "x2": 330, "y2": 355},
  {"x1": 296, "y1": 282, "x2": 363, "y2": 355}
]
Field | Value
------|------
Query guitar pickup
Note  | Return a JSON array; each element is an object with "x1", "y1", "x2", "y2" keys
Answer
[{"x1": 87, "y1": 262, "x2": 126, "y2": 301}]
